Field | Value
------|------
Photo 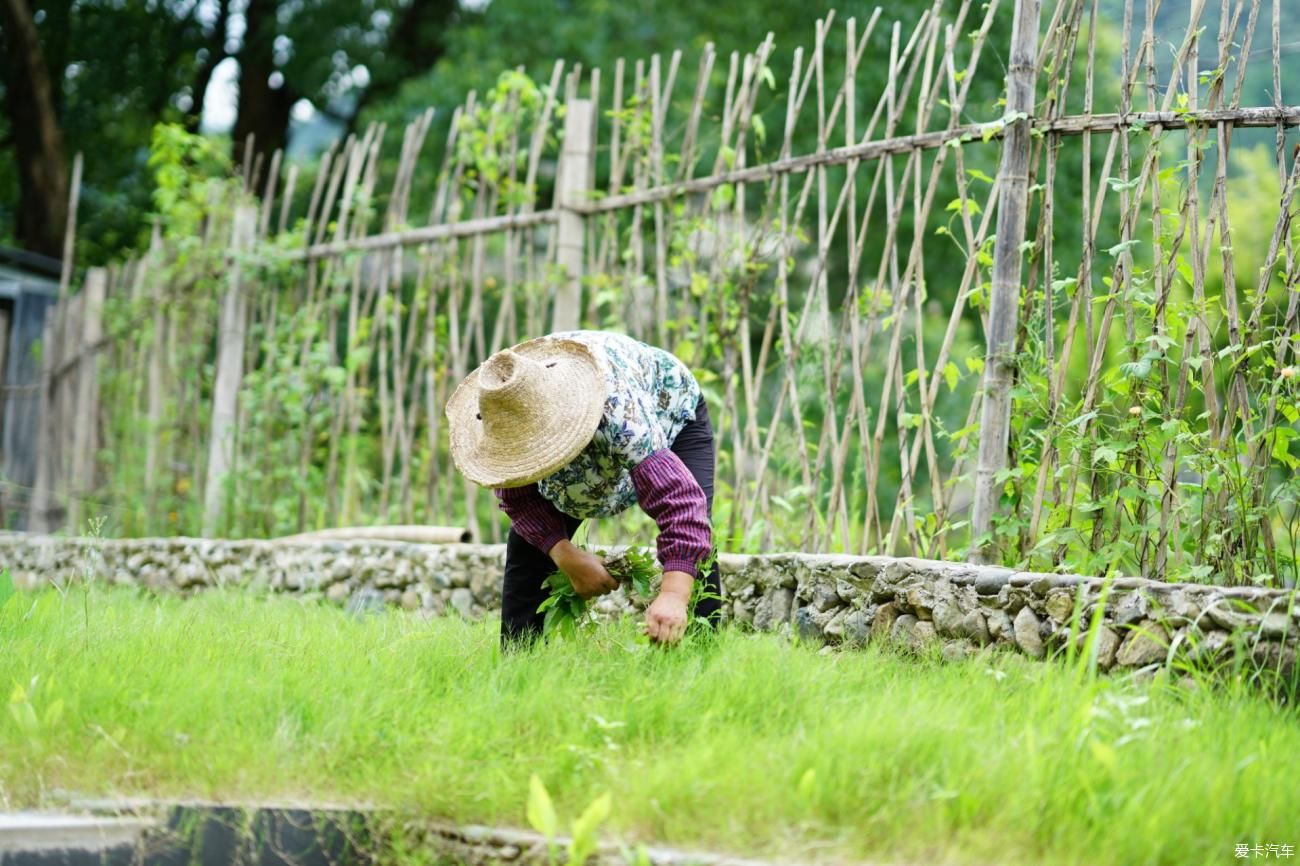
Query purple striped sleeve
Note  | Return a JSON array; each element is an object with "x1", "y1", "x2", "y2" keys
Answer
[
  {"x1": 493, "y1": 484, "x2": 569, "y2": 554},
  {"x1": 631, "y1": 449, "x2": 712, "y2": 578}
]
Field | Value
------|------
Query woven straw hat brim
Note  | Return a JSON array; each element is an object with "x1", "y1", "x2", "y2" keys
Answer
[{"x1": 446, "y1": 337, "x2": 607, "y2": 488}]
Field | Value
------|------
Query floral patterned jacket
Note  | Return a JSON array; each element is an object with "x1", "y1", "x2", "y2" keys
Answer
[
  {"x1": 538, "y1": 330, "x2": 701, "y2": 516},
  {"x1": 492, "y1": 330, "x2": 712, "y2": 576}
]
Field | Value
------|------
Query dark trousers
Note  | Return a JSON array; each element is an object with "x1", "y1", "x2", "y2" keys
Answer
[{"x1": 501, "y1": 397, "x2": 720, "y2": 648}]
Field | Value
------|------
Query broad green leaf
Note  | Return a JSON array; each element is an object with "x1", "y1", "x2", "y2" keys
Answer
[
  {"x1": 0, "y1": 569, "x2": 13, "y2": 610},
  {"x1": 797, "y1": 768, "x2": 817, "y2": 800},
  {"x1": 569, "y1": 790, "x2": 612, "y2": 866},
  {"x1": 1093, "y1": 446, "x2": 1119, "y2": 468},
  {"x1": 527, "y1": 775, "x2": 559, "y2": 839},
  {"x1": 542, "y1": 602, "x2": 564, "y2": 636},
  {"x1": 711, "y1": 183, "x2": 735, "y2": 210},
  {"x1": 632, "y1": 573, "x2": 651, "y2": 599},
  {"x1": 43, "y1": 698, "x2": 64, "y2": 727},
  {"x1": 9, "y1": 701, "x2": 38, "y2": 735},
  {"x1": 1118, "y1": 354, "x2": 1154, "y2": 380},
  {"x1": 943, "y1": 362, "x2": 960, "y2": 392},
  {"x1": 1066, "y1": 411, "x2": 1098, "y2": 430},
  {"x1": 1272, "y1": 428, "x2": 1300, "y2": 469}
]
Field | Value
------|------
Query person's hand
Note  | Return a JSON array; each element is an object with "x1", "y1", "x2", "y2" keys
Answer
[
  {"x1": 549, "y1": 540, "x2": 618, "y2": 600},
  {"x1": 644, "y1": 571, "x2": 693, "y2": 644}
]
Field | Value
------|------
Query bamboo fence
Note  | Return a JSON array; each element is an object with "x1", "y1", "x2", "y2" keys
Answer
[{"x1": 23, "y1": 0, "x2": 1300, "y2": 585}]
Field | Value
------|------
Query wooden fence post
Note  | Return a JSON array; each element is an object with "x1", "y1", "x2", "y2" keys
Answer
[
  {"x1": 551, "y1": 98, "x2": 594, "y2": 333},
  {"x1": 969, "y1": 0, "x2": 1042, "y2": 562},
  {"x1": 0, "y1": 303, "x2": 8, "y2": 527},
  {"x1": 67, "y1": 267, "x2": 106, "y2": 533},
  {"x1": 32, "y1": 294, "x2": 82, "y2": 534},
  {"x1": 29, "y1": 155, "x2": 83, "y2": 534},
  {"x1": 29, "y1": 313, "x2": 58, "y2": 533},
  {"x1": 202, "y1": 204, "x2": 257, "y2": 537},
  {"x1": 0, "y1": 305, "x2": 9, "y2": 444},
  {"x1": 143, "y1": 225, "x2": 166, "y2": 508}
]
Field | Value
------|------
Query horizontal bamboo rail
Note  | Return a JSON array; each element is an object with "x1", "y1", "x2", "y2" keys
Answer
[{"x1": 260, "y1": 105, "x2": 1300, "y2": 261}]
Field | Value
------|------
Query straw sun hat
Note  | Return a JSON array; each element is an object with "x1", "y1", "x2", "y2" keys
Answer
[{"x1": 446, "y1": 336, "x2": 608, "y2": 488}]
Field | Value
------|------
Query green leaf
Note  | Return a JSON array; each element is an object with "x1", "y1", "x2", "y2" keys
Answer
[
  {"x1": 1092, "y1": 446, "x2": 1119, "y2": 468},
  {"x1": 1066, "y1": 411, "x2": 1098, "y2": 430},
  {"x1": 572, "y1": 791, "x2": 611, "y2": 839},
  {"x1": 542, "y1": 602, "x2": 565, "y2": 636},
  {"x1": 632, "y1": 573, "x2": 651, "y2": 599},
  {"x1": 943, "y1": 362, "x2": 960, "y2": 392},
  {"x1": 43, "y1": 698, "x2": 64, "y2": 728},
  {"x1": 527, "y1": 775, "x2": 559, "y2": 839},
  {"x1": 569, "y1": 791, "x2": 612, "y2": 866},
  {"x1": 0, "y1": 569, "x2": 13, "y2": 610},
  {"x1": 1272, "y1": 428, "x2": 1300, "y2": 469},
  {"x1": 797, "y1": 768, "x2": 817, "y2": 800},
  {"x1": 1118, "y1": 356, "x2": 1153, "y2": 380},
  {"x1": 711, "y1": 183, "x2": 735, "y2": 210},
  {"x1": 9, "y1": 686, "x2": 38, "y2": 735}
]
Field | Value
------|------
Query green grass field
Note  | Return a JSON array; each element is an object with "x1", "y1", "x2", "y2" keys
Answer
[{"x1": 1, "y1": 586, "x2": 1296, "y2": 866}]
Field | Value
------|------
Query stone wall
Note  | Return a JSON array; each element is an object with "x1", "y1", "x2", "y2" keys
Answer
[{"x1": 2, "y1": 532, "x2": 1297, "y2": 679}]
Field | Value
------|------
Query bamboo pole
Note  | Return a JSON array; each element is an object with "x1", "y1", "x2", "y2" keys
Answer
[
  {"x1": 552, "y1": 99, "x2": 594, "y2": 332},
  {"x1": 66, "y1": 268, "x2": 105, "y2": 534},
  {"x1": 969, "y1": 0, "x2": 1042, "y2": 562},
  {"x1": 202, "y1": 204, "x2": 258, "y2": 537}
]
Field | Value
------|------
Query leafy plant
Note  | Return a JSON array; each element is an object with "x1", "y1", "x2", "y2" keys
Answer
[
  {"x1": 537, "y1": 546, "x2": 660, "y2": 637},
  {"x1": 526, "y1": 774, "x2": 612, "y2": 866},
  {"x1": 537, "y1": 546, "x2": 721, "y2": 640}
]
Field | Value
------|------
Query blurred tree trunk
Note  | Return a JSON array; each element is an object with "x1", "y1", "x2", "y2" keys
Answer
[
  {"x1": 348, "y1": 0, "x2": 460, "y2": 127},
  {"x1": 186, "y1": 0, "x2": 231, "y2": 132},
  {"x1": 0, "y1": 0, "x2": 69, "y2": 258},
  {"x1": 231, "y1": 0, "x2": 293, "y2": 172}
]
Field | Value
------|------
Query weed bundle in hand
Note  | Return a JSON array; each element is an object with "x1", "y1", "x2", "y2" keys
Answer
[
  {"x1": 537, "y1": 546, "x2": 659, "y2": 637},
  {"x1": 538, "y1": 547, "x2": 719, "y2": 639}
]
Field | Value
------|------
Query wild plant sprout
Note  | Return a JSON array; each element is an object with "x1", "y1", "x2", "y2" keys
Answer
[{"x1": 537, "y1": 546, "x2": 719, "y2": 639}]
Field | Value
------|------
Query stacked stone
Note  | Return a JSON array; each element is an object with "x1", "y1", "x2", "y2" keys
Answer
[
  {"x1": 727, "y1": 554, "x2": 1298, "y2": 678},
  {"x1": 1, "y1": 534, "x2": 1295, "y2": 678}
]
